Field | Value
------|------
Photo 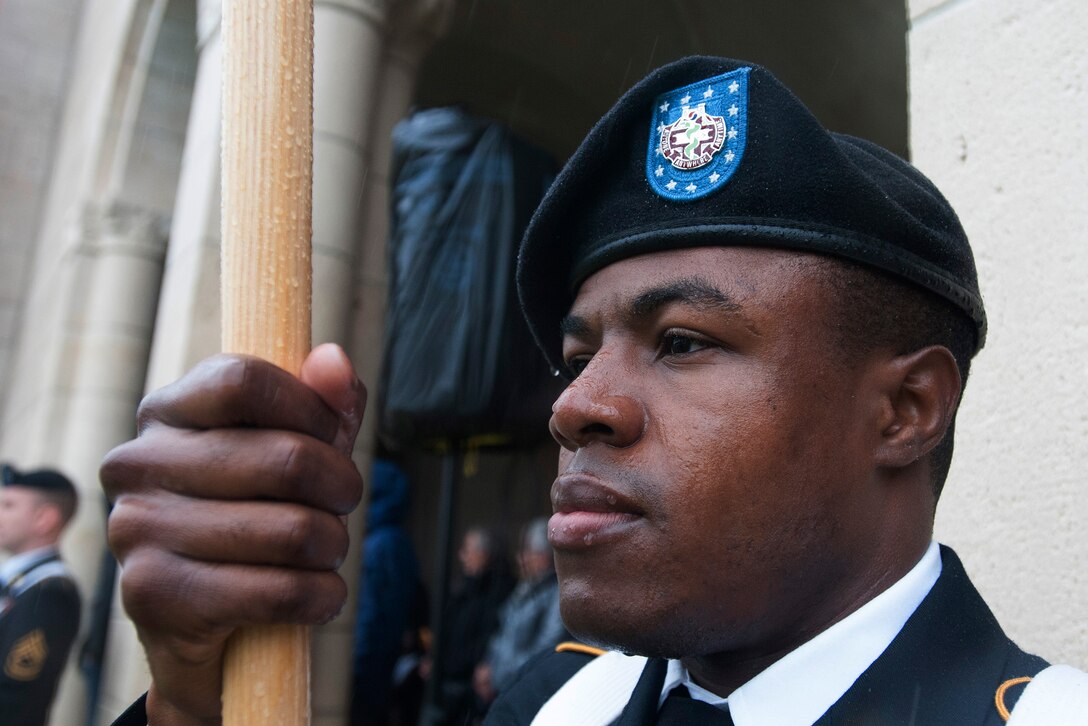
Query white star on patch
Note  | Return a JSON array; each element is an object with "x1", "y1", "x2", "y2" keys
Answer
[
  {"x1": 729, "y1": 81, "x2": 740, "y2": 93},
  {"x1": 666, "y1": 180, "x2": 678, "y2": 190},
  {"x1": 703, "y1": 86, "x2": 715, "y2": 99},
  {"x1": 729, "y1": 104, "x2": 739, "y2": 117},
  {"x1": 725, "y1": 150, "x2": 736, "y2": 162},
  {"x1": 709, "y1": 172, "x2": 720, "y2": 183},
  {"x1": 659, "y1": 101, "x2": 669, "y2": 112},
  {"x1": 728, "y1": 127, "x2": 738, "y2": 140},
  {"x1": 655, "y1": 166, "x2": 664, "y2": 177},
  {"x1": 657, "y1": 123, "x2": 665, "y2": 133},
  {"x1": 680, "y1": 94, "x2": 692, "y2": 105},
  {"x1": 685, "y1": 183, "x2": 698, "y2": 192}
]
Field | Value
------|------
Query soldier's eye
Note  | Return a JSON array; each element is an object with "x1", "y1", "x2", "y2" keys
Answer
[
  {"x1": 565, "y1": 357, "x2": 591, "y2": 377},
  {"x1": 662, "y1": 333, "x2": 710, "y2": 356}
]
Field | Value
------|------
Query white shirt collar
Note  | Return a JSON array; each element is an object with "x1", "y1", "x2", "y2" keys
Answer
[
  {"x1": 0, "y1": 545, "x2": 60, "y2": 584},
  {"x1": 662, "y1": 541, "x2": 943, "y2": 725}
]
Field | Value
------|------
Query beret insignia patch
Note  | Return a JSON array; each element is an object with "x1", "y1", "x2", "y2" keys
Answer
[{"x1": 646, "y1": 67, "x2": 750, "y2": 201}]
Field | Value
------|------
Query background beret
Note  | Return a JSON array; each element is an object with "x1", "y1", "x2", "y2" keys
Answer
[
  {"x1": 2, "y1": 463, "x2": 76, "y2": 495},
  {"x1": 517, "y1": 55, "x2": 985, "y2": 375}
]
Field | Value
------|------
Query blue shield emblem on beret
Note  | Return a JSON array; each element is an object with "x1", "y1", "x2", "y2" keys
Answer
[{"x1": 646, "y1": 67, "x2": 750, "y2": 201}]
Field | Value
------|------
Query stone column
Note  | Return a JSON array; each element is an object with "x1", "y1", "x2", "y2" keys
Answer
[
  {"x1": 308, "y1": 4, "x2": 387, "y2": 721},
  {"x1": 49, "y1": 202, "x2": 168, "y2": 726},
  {"x1": 141, "y1": 0, "x2": 224, "y2": 392}
]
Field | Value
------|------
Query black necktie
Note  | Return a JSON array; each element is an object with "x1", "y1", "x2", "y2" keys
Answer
[
  {"x1": 612, "y1": 658, "x2": 735, "y2": 725},
  {"x1": 657, "y1": 685, "x2": 734, "y2": 725}
]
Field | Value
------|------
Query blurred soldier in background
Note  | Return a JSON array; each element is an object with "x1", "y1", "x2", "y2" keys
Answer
[{"x1": 0, "y1": 464, "x2": 81, "y2": 726}]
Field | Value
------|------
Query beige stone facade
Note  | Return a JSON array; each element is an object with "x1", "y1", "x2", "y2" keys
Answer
[
  {"x1": 911, "y1": 0, "x2": 1088, "y2": 669},
  {"x1": 0, "y1": 1, "x2": 1083, "y2": 724}
]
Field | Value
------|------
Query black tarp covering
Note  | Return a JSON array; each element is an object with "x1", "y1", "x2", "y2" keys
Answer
[{"x1": 379, "y1": 108, "x2": 559, "y2": 447}]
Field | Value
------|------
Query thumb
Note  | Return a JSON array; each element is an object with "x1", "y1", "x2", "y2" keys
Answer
[{"x1": 300, "y1": 343, "x2": 366, "y2": 457}]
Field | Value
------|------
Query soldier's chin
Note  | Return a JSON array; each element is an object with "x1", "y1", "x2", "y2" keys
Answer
[{"x1": 560, "y1": 597, "x2": 693, "y2": 660}]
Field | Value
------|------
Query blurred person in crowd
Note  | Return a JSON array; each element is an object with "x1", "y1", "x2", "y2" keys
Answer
[
  {"x1": 425, "y1": 526, "x2": 513, "y2": 725},
  {"x1": 351, "y1": 458, "x2": 425, "y2": 726},
  {"x1": 474, "y1": 517, "x2": 567, "y2": 706},
  {"x1": 0, "y1": 464, "x2": 82, "y2": 726}
]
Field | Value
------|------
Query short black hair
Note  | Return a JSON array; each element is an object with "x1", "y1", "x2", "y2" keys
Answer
[
  {"x1": 39, "y1": 487, "x2": 79, "y2": 527},
  {"x1": 807, "y1": 256, "x2": 977, "y2": 500},
  {"x1": 1, "y1": 464, "x2": 80, "y2": 526}
]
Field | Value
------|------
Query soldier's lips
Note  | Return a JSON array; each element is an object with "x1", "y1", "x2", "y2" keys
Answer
[{"x1": 549, "y1": 473, "x2": 643, "y2": 549}]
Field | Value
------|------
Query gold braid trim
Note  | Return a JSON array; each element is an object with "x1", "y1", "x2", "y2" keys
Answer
[
  {"x1": 555, "y1": 642, "x2": 606, "y2": 657},
  {"x1": 995, "y1": 676, "x2": 1033, "y2": 721}
]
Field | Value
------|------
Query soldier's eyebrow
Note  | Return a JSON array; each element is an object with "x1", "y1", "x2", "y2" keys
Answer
[
  {"x1": 559, "y1": 314, "x2": 592, "y2": 338},
  {"x1": 627, "y1": 277, "x2": 741, "y2": 319},
  {"x1": 558, "y1": 276, "x2": 746, "y2": 339}
]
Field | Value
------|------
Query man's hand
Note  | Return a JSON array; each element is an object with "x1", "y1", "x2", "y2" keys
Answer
[{"x1": 101, "y1": 344, "x2": 366, "y2": 725}]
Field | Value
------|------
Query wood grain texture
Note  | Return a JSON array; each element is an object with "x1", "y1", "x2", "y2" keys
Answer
[{"x1": 220, "y1": 0, "x2": 315, "y2": 723}]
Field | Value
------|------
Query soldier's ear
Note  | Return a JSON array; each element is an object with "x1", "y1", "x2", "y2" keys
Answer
[
  {"x1": 872, "y1": 345, "x2": 961, "y2": 469},
  {"x1": 33, "y1": 500, "x2": 64, "y2": 536}
]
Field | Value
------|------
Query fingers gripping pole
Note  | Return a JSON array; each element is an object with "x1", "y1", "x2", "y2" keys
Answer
[{"x1": 221, "y1": 1, "x2": 314, "y2": 723}]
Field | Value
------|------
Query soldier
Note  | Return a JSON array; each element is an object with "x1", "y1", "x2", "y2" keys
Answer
[
  {"x1": 102, "y1": 57, "x2": 1087, "y2": 725},
  {"x1": 0, "y1": 464, "x2": 81, "y2": 726}
]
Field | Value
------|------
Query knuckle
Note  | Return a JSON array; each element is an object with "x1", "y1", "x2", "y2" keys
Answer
[
  {"x1": 330, "y1": 519, "x2": 350, "y2": 567},
  {"x1": 279, "y1": 507, "x2": 319, "y2": 563},
  {"x1": 308, "y1": 573, "x2": 348, "y2": 624},
  {"x1": 157, "y1": 633, "x2": 223, "y2": 672},
  {"x1": 320, "y1": 574, "x2": 349, "y2": 622},
  {"x1": 341, "y1": 462, "x2": 365, "y2": 511},
  {"x1": 270, "y1": 571, "x2": 346, "y2": 623},
  {"x1": 118, "y1": 551, "x2": 172, "y2": 625},
  {"x1": 100, "y1": 437, "x2": 166, "y2": 501},
  {"x1": 208, "y1": 354, "x2": 254, "y2": 414},
  {"x1": 99, "y1": 444, "x2": 134, "y2": 501},
  {"x1": 135, "y1": 388, "x2": 167, "y2": 433},
  {"x1": 277, "y1": 507, "x2": 348, "y2": 569},
  {"x1": 106, "y1": 498, "x2": 152, "y2": 557},
  {"x1": 99, "y1": 434, "x2": 172, "y2": 502},
  {"x1": 275, "y1": 437, "x2": 310, "y2": 500},
  {"x1": 328, "y1": 460, "x2": 364, "y2": 515},
  {"x1": 271, "y1": 573, "x2": 315, "y2": 619}
]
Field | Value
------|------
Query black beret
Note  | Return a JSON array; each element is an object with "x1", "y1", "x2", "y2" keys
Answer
[
  {"x1": 1, "y1": 463, "x2": 76, "y2": 496},
  {"x1": 517, "y1": 56, "x2": 985, "y2": 375}
]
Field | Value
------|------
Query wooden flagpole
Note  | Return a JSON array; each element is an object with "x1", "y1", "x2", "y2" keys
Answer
[{"x1": 220, "y1": 1, "x2": 314, "y2": 723}]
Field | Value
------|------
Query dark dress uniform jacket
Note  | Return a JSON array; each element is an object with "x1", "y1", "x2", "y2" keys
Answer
[
  {"x1": 486, "y1": 547, "x2": 1048, "y2": 725},
  {"x1": 0, "y1": 552, "x2": 82, "y2": 726}
]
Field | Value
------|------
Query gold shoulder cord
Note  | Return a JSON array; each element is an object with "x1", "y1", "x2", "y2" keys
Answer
[
  {"x1": 555, "y1": 642, "x2": 606, "y2": 657},
  {"x1": 995, "y1": 676, "x2": 1033, "y2": 721}
]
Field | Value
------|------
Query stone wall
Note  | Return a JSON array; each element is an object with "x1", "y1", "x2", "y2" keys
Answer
[
  {"x1": 910, "y1": 0, "x2": 1088, "y2": 667},
  {"x1": 0, "y1": 0, "x2": 82, "y2": 413}
]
